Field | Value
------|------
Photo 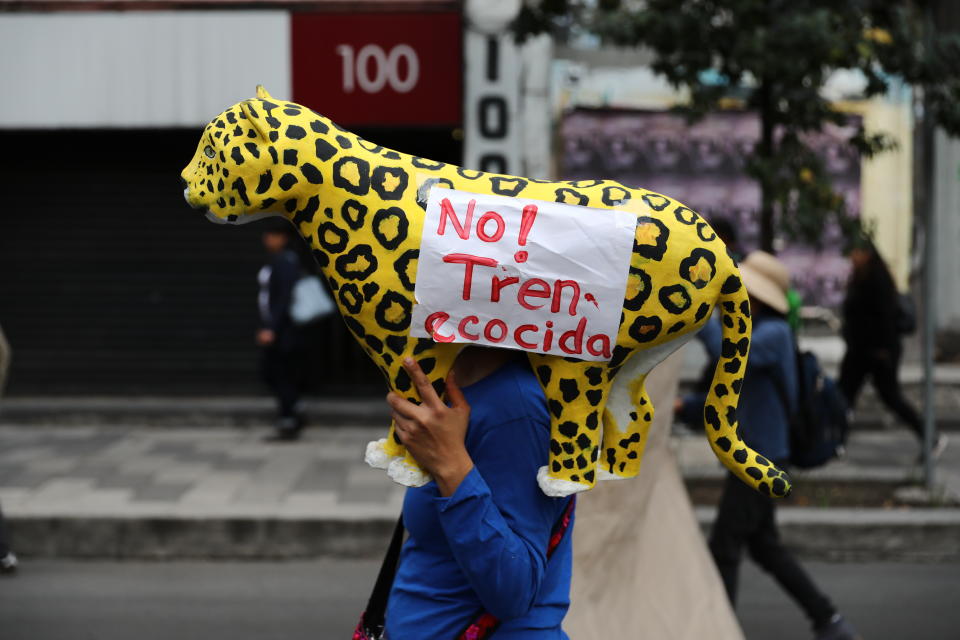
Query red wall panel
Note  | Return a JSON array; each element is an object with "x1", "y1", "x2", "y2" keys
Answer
[{"x1": 292, "y1": 12, "x2": 462, "y2": 127}]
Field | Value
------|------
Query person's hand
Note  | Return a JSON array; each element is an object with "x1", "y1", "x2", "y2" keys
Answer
[
  {"x1": 386, "y1": 358, "x2": 473, "y2": 497},
  {"x1": 256, "y1": 329, "x2": 275, "y2": 346}
]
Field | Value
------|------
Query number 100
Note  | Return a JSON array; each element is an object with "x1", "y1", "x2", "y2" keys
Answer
[{"x1": 335, "y1": 44, "x2": 420, "y2": 94}]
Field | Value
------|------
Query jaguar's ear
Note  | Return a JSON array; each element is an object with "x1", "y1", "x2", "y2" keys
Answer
[
  {"x1": 255, "y1": 85, "x2": 273, "y2": 100},
  {"x1": 239, "y1": 101, "x2": 268, "y2": 140}
]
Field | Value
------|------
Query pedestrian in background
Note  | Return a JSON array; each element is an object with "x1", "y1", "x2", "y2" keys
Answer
[
  {"x1": 0, "y1": 323, "x2": 10, "y2": 396},
  {"x1": 675, "y1": 217, "x2": 803, "y2": 423},
  {"x1": 839, "y1": 239, "x2": 945, "y2": 457},
  {"x1": 0, "y1": 504, "x2": 16, "y2": 575},
  {"x1": 698, "y1": 252, "x2": 860, "y2": 640},
  {"x1": 0, "y1": 324, "x2": 18, "y2": 575},
  {"x1": 257, "y1": 221, "x2": 306, "y2": 442},
  {"x1": 709, "y1": 217, "x2": 743, "y2": 263}
]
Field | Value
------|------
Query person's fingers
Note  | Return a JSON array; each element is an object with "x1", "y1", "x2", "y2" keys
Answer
[
  {"x1": 403, "y1": 357, "x2": 442, "y2": 409},
  {"x1": 444, "y1": 370, "x2": 469, "y2": 410},
  {"x1": 386, "y1": 391, "x2": 402, "y2": 414},
  {"x1": 386, "y1": 391, "x2": 420, "y2": 419},
  {"x1": 392, "y1": 411, "x2": 417, "y2": 435},
  {"x1": 387, "y1": 393, "x2": 430, "y2": 437},
  {"x1": 392, "y1": 415, "x2": 409, "y2": 444}
]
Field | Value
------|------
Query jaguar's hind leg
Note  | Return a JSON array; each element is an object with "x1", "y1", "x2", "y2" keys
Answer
[
  {"x1": 598, "y1": 332, "x2": 698, "y2": 480},
  {"x1": 529, "y1": 354, "x2": 612, "y2": 497},
  {"x1": 598, "y1": 374, "x2": 654, "y2": 480}
]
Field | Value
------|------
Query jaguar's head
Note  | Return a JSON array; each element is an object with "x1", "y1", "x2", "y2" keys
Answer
[{"x1": 181, "y1": 85, "x2": 327, "y2": 225}]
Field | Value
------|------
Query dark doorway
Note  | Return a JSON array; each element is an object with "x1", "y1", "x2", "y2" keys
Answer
[{"x1": 0, "y1": 126, "x2": 460, "y2": 395}]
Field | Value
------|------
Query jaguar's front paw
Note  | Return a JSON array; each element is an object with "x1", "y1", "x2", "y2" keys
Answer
[
  {"x1": 364, "y1": 438, "x2": 396, "y2": 470},
  {"x1": 536, "y1": 466, "x2": 593, "y2": 497},
  {"x1": 596, "y1": 465, "x2": 630, "y2": 481},
  {"x1": 387, "y1": 457, "x2": 431, "y2": 487}
]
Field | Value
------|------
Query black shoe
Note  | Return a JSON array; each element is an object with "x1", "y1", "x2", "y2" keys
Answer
[
  {"x1": 814, "y1": 614, "x2": 861, "y2": 640},
  {"x1": 916, "y1": 433, "x2": 949, "y2": 464},
  {"x1": 263, "y1": 416, "x2": 302, "y2": 442},
  {"x1": 933, "y1": 433, "x2": 949, "y2": 460},
  {"x1": 0, "y1": 552, "x2": 17, "y2": 575},
  {"x1": 263, "y1": 429, "x2": 301, "y2": 443}
]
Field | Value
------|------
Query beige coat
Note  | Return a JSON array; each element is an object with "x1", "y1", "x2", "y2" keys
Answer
[{"x1": 565, "y1": 350, "x2": 744, "y2": 639}]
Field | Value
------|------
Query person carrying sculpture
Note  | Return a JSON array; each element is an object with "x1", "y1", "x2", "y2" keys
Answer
[
  {"x1": 257, "y1": 221, "x2": 306, "y2": 441},
  {"x1": 839, "y1": 237, "x2": 946, "y2": 458},
  {"x1": 382, "y1": 349, "x2": 575, "y2": 638},
  {"x1": 697, "y1": 251, "x2": 860, "y2": 640}
]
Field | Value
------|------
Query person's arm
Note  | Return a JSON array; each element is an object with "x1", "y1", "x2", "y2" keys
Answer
[
  {"x1": 387, "y1": 360, "x2": 563, "y2": 620},
  {"x1": 745, "y1": 321, "x2": 792, "y2": 368},
  {"x1": 432, "y1": 421, "x2": 561, "y2": 620},
  {"x1": 875, "y1": 278, "x2": 901, "y2": 355},
  {"x1": 268, "y1": 254, "x2": 299, "y2": 332},
  {"x1": 676, "y1": 391, "x2": 708, "y2": 428}
]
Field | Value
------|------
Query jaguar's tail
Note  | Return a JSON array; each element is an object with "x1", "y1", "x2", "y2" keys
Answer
[{"x1": 704, "y1": 269, "x2": 792, "y2": 498}]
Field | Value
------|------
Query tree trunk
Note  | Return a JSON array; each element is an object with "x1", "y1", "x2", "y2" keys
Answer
[{"x1": 757, "y1": 82, "x2": 776, "y2": 253}]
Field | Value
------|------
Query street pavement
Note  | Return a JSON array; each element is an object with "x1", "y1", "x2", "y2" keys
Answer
[{"x1": 0, "y1": 558, "x2": 957, "y2": 640}]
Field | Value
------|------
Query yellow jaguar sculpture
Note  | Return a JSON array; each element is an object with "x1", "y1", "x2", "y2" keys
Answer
[{"x1": 181, "y1": 87, "x2": 791, "y2": 499}]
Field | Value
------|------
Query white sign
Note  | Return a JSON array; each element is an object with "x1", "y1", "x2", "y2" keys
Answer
[{"x1": 411, "y1": 188, "x2": 636, "y2": 361}]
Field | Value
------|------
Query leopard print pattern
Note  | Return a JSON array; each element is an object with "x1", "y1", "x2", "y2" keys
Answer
[{"x1": 180, "y1": 87, "x2": 791, "y2": 499}]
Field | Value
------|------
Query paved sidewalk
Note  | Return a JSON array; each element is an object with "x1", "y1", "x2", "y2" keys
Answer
[
  {"x1": 0, "y1": 425, "x2": 403, "y2": 520},
  {"x1": 4, "y1": 425, "x2": 955, "y2": 520}
]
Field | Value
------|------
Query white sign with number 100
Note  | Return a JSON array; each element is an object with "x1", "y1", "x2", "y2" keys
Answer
[{"x1": 335, "y1": 44, "x2": 420, "y2": 94}]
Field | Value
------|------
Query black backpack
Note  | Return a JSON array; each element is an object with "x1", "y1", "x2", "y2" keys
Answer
[
  {"x1": 775, "y1": 350, "x2": 850, "y2": 469},
  {"x1": 896, "y1": 293, "x2": 917, "y2": 335}
]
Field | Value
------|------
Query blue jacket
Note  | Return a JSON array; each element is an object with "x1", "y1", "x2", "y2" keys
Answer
[
  {"x1": 689, "y1": 315, "x2": 797, "y2": 463},
  {"x1": 386, "y1": 360, "x2": 573, "y2": 639},
  {"x1": 258, "y1": 248, "x2": 301, "y2": 350}
]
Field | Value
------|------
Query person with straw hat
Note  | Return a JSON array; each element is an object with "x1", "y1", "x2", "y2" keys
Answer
[{"x1": 689, "y1": 251, "x2": 860, "y2": 640}]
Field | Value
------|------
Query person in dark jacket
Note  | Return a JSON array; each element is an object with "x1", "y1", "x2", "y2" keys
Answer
[
  {"x1": 257, "y1": 221, "x2": 305, "y2": 441},
  {"x1": 0, "y1": 503, "x2": 16, "y2": 575},
  {"x1": 685, "y1": 252, "x2": 859, "y2": 640},
  {"x1": 0, "y1": 325, "x2": 17, "y2": 574},
  {"x1": 839, "y1": 240, "x2": 945, "y2": 456}
]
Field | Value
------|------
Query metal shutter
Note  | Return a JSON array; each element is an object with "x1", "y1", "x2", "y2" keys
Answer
[{"x1": 0, "y1": 127, "x2": 459, "y2": 395}]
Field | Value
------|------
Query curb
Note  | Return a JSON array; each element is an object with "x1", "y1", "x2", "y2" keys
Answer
[
  {"x1": 2, "y1": 396, "x2": 957, "y2": 431},
  {"x1": 7, "y1": 515, "x2": 396, "y2": 560},
  {"x1": 0, "y1": 397, "x2": 391, "y2": 427},
  {"x1": 8, "y1": 508, "x2": 960, "y2": 562},
  {"x1": 696, "y1": 507, "x2": 960, "y2": 562}
]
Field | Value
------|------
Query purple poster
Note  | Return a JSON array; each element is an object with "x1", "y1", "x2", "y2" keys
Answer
[{"x1": 560, "y1": 109, "x2": 860, "y2": 307}]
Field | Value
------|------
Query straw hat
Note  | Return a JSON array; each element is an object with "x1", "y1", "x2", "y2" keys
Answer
[{"x1": 738, "y1": 251, "x2": 790, "y2": 314}]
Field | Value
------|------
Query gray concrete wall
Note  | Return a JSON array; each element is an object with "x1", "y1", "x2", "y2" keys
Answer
[{"x1": 934, "y1": 132, "x2": 960, "y2": 356}]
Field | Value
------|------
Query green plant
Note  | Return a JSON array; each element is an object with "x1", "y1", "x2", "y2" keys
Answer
[{"x1": 516, "y1": 1, "x2": 960, "y2": 251}]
